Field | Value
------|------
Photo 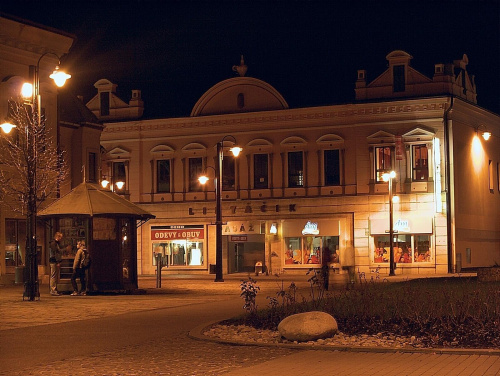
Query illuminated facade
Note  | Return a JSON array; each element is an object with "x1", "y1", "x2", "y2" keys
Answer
[{"x1": 99, "y1": 51, "x2": 499, "y2": 277}]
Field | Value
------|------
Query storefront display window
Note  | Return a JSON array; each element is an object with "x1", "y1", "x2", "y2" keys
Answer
[
  {"x1": 151, "y1": 225, "x2": 204, "y2": 267},
  {"x1": 285, "y1": 236, "x2": 339, "y2": 265},
  {"x1": 5, "y1": 219, "x2": 26, "y2": 267},
  {"x1": 373, "y1": 234, "x2": 430, "y2": 264}
]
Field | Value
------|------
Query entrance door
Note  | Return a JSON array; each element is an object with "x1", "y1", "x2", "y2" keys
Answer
[{"x1": 228, "y1": 239, "x2": 265, "y2": 274}]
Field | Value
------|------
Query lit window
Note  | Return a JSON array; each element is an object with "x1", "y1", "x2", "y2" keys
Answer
[
  {"x1": 412, "y1": 145, "x2": 429, "y2": 181},
  {"x1": 375, "y1": 146, "x2": 393, "y2": 182},
  {"x1": 288, "y1": 151, "x2": 304, "y2": 187},
  {"x1": 489, "y1": 160, "x2": 494, "y2": 190},
  {"x1": 113, "y1": 161, "x2": 127, "y2": 191}
]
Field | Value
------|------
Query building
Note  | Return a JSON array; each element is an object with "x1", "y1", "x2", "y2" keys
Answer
[
  {"x1": 98, "y1": 52, "x2": 499, "y2": 278},
  {"x1": 0, "y1": 14, "x2": 103, "y2": 284}
]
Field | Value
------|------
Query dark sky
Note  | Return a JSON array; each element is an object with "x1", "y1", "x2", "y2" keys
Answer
[{"x1": 2, "y1": 1, "x2": 499, "y2": 118}]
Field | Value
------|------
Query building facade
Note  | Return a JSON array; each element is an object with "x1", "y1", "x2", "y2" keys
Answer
[
  {"x1": 99, "y1": 51, "x2": 499, "y2": 278},
  {"x1": 0, "y1": 15, "x2": 103, "y2": 284}
]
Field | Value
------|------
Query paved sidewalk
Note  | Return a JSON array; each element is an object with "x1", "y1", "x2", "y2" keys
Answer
[{"x1": 2, "y1": 272, "x2": 498, "y2": 376}]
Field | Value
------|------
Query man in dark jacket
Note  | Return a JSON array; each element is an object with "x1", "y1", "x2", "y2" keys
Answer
[{"x1": 49, "y1": 232, "x2": 63, "y2": 295}]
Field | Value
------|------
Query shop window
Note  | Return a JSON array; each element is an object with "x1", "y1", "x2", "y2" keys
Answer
[
  {"x1": 284, "y1": 236, "x2": 339, "y2": 265},
  {"x1": 373, "y1": 234, "x2": 431, "y2": 264},
  {"x1": 412, "y1": 145, "x2": 429, "y2": 181},
  {"x1": 153, "y1": 240, "x2": 204, "y2": 267},
  {"x1": 414, "y1": 235, "x2": 431, "y2": 262},
  {"x1": 113, "y1": 161, "x2": 127, "y2": 192},
  {"x1": 374, "y1": 146, "x2": 393, "y2": 182},
  {"x1": 324, "y1": 149, "x2": 340, "y2": 186},
  {"x1": 222, "y1": 154, "x2": 235, "y2": 191},
  {"x1": 189, "y1": 157, "x2": 203, "y2": 192},
  {"x1": 157, "y1": 159, "x2": 171, "y2": 193},
  {"x1": 5, "y1": 219, "x2": 26, "y2": 267},
  {"x1": 393, "y1": 65, "x2": 405, "y2": 92},
  {"x1": 288, "y1": 151, "x2": 304, "y2": 187},
  {"x1": 253, "y1": 153, "x2": 268, "y2": 189}
]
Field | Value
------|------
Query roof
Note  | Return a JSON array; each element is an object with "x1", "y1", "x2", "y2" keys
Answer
[{"x1": 38, "y1": 182, "x2": 155, "y2": 219}]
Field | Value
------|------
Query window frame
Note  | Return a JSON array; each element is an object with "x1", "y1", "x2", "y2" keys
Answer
[
  {"x1": 188, "y1": 157, "x2": 203, "y2": 192},
  {"x1": 411, "y1": 144, "x2": 429, "y2": 181},
  {"x1": 374, "y1": 146, "x2": 394, "y2": 182},
  {"x1": 156, "y1": 159, "x2": 171, "y2": 193},
  {"x1": 253, "y1": 153, "x2": 269, "y2": 189},
  {"x1": 324, "y1": 149, "x2": 341, "y2": 186},
  {"x1": 287, "y1": 151, "x2": 304, "y2": 188}
]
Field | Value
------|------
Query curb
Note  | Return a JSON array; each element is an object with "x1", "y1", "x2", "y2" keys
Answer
[{"x1": 188, "y1": 321, "x2": 500, "y2": 356}]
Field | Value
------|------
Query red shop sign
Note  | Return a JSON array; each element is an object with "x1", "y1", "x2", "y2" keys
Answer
[{"x1": 151, "y1": 228, "x2": 204, "y2": 240}]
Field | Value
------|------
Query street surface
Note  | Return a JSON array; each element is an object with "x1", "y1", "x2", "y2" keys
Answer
[{"x1": 0, "y1": 274, "x2": 498, "y2": 375}]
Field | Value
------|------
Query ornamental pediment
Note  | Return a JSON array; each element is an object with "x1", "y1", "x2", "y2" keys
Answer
[{"x1": 367, "y1": 131, "x2": 395, "y2": 144}]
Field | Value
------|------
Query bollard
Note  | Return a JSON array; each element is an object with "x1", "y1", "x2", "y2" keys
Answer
[{"x1": 156, "y1": 253, "x2": 162, "y2": 288}]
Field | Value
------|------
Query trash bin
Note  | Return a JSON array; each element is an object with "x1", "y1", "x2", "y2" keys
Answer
[
  {"x1": 15, "y1": 266, "x2": 25, "y2": 285},
  {"x1": 254, "y1": 262, "x2": 263, "y2": 276}
]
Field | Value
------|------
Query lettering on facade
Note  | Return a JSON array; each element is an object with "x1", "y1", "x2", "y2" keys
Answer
[
  {"x1": 151, "y1": 226, "x2": 204, "y2": 240},
  {"x1": 394, "y1": 219, "x2": 410, "y2": 233},
  {"x1": 302, "y1": 221, "x2": 319, "y2": 235}
]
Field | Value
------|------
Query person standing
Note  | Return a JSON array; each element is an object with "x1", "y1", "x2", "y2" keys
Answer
[
  {"x1": 71, "y1": 240, "x2": 89, "y2": 296},
  {"x1": 321, "y1": 239, "x2": 332, "y2": 290},
  {"x1": 49, "y1": 232, "x2": 63, "y2": 295}
]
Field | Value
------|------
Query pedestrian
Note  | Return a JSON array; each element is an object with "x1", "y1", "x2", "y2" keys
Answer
[
  {"x1": 49, "y1": 232, "x2": 63, "y2": 295},
  {"x1": 70, "y1": 240, "x2": 90, "y2": 296},
  {"x1": 321, "y1": 239, "x2": 332, "y2": 290}
]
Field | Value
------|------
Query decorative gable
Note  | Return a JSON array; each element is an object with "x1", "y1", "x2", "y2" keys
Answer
[
  {"x1": 106, "y1": 147, "x2": 131, "y2": 159},
  {"x1": 367, "y1": 131, "x2": 395, "y2": 144},
  {"x1": 316, "y1": 134, "x2": 344, "y2": 148},
  {"x1": 402, "y1": 126, "x2": 435, "y2": 142},
  {"x1": 150, "y1": 144, "x2": 175, "y2": 156}
]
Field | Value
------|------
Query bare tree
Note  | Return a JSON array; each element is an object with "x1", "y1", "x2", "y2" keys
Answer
[{"x1": 0, "y1": 100, "x2": 67, "y2": 217}]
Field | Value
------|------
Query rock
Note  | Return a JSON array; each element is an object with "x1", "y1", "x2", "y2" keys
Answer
[{"x1": 278, "y1": 311, "x2": 338, "y2": 342}]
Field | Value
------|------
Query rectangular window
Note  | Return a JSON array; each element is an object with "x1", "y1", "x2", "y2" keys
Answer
[
  {"x1": 100, "y1": 92, "x2": 110, "y2": 116},
  {"x1": 222, "y1": 155, "x2": 235, "y2": 191},
  {"x1": 189, "y1": 157, "x2": 203, "y2": 192},
  {"x1": 113, "y1": 162, "x2": 127, "y2": 191},
  {"x1": 374, "y1": 234, "x2": 431, "y2": 264},
  {"x1": 393, "y1": 65, "x2": 405, "y2": 92},
  {"x1": 284, "y1": 236, "x2": 339, "y2": 265},
  {"x1": 412, "y1": 145, "x2": 429, "y2": 181},
  {"x1": 253, "y1": 153, "x2": 268, "y2": 189},
  {"x1": 152, "y1": 225, "x2": 205, "y2": 267},
  {"x1": 324, "y1": 149, "x2": 340, "y2": 186},
  {"x1": 88, "y1": 152, "x2": 97, "y2": 183},
  {"x1": 288, "y1": 151, "x2": 304, "y2": 187},
  {"x1": 489, "y1": 160, "x2": 494, "y2": 190},
  {"x1": 157, "y1": 160, "x2": 171, "y2": 193},
  {"x1": 375, "y1": 146, "x2": 393, "y2": 182}
]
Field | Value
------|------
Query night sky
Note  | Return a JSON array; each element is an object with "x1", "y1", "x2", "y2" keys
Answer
[{"x1": 1, "y1": 1, "x2": 499, "y2": 118}]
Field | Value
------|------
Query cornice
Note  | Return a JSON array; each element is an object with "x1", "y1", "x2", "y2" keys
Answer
[{"x1": 102, "y1": 99, "x2": 448, "y2": 135}]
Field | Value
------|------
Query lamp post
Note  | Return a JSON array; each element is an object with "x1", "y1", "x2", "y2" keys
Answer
[
  {"x1": 199, "y1": 135, "x2": 241, "y2": 282},
  {"x1": 20, "y1": 53, "x2": 70, "y2": 301},
  {"x1": 382, "y1": 170, "x2": 396, "y2": 276}
]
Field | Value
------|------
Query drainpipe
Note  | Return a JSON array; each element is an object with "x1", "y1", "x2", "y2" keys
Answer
[{"x1": 443, "y1": 96, "x2": 454, "y2": 273}]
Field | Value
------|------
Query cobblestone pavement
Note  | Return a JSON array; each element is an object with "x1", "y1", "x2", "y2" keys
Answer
[{"x1": 1, "y1": 273, "x2": 498, "y2": 376}]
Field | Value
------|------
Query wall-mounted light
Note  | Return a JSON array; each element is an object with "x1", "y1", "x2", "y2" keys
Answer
[
  {"x1": 115, "y1": 181, "x2": 125, "y2": 190},
  {"x1": 476, "y1": 125, "x2": 491, "y2": 141},
  {"x1": 270, "y1": 223, "x2": 278, "y2": 235},
  {"x1": 101, "y1": 178, "x2": 110, "y2": 189}
]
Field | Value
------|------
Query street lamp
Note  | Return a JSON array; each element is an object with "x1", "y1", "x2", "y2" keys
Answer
[
  {"x1": 382, "y1": 170, "x2": 396, "y2": 276},
  {"x1": 19, "y1": 53, "x2": 70, "y2": 301},
  {"x1": 198, "y1": 135, "x2": 242, "y2": 282}
]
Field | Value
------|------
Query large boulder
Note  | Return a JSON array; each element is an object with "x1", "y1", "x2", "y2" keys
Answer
[{"x1": 278, "y1": 311, "x2": 338, "y2": 342}]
